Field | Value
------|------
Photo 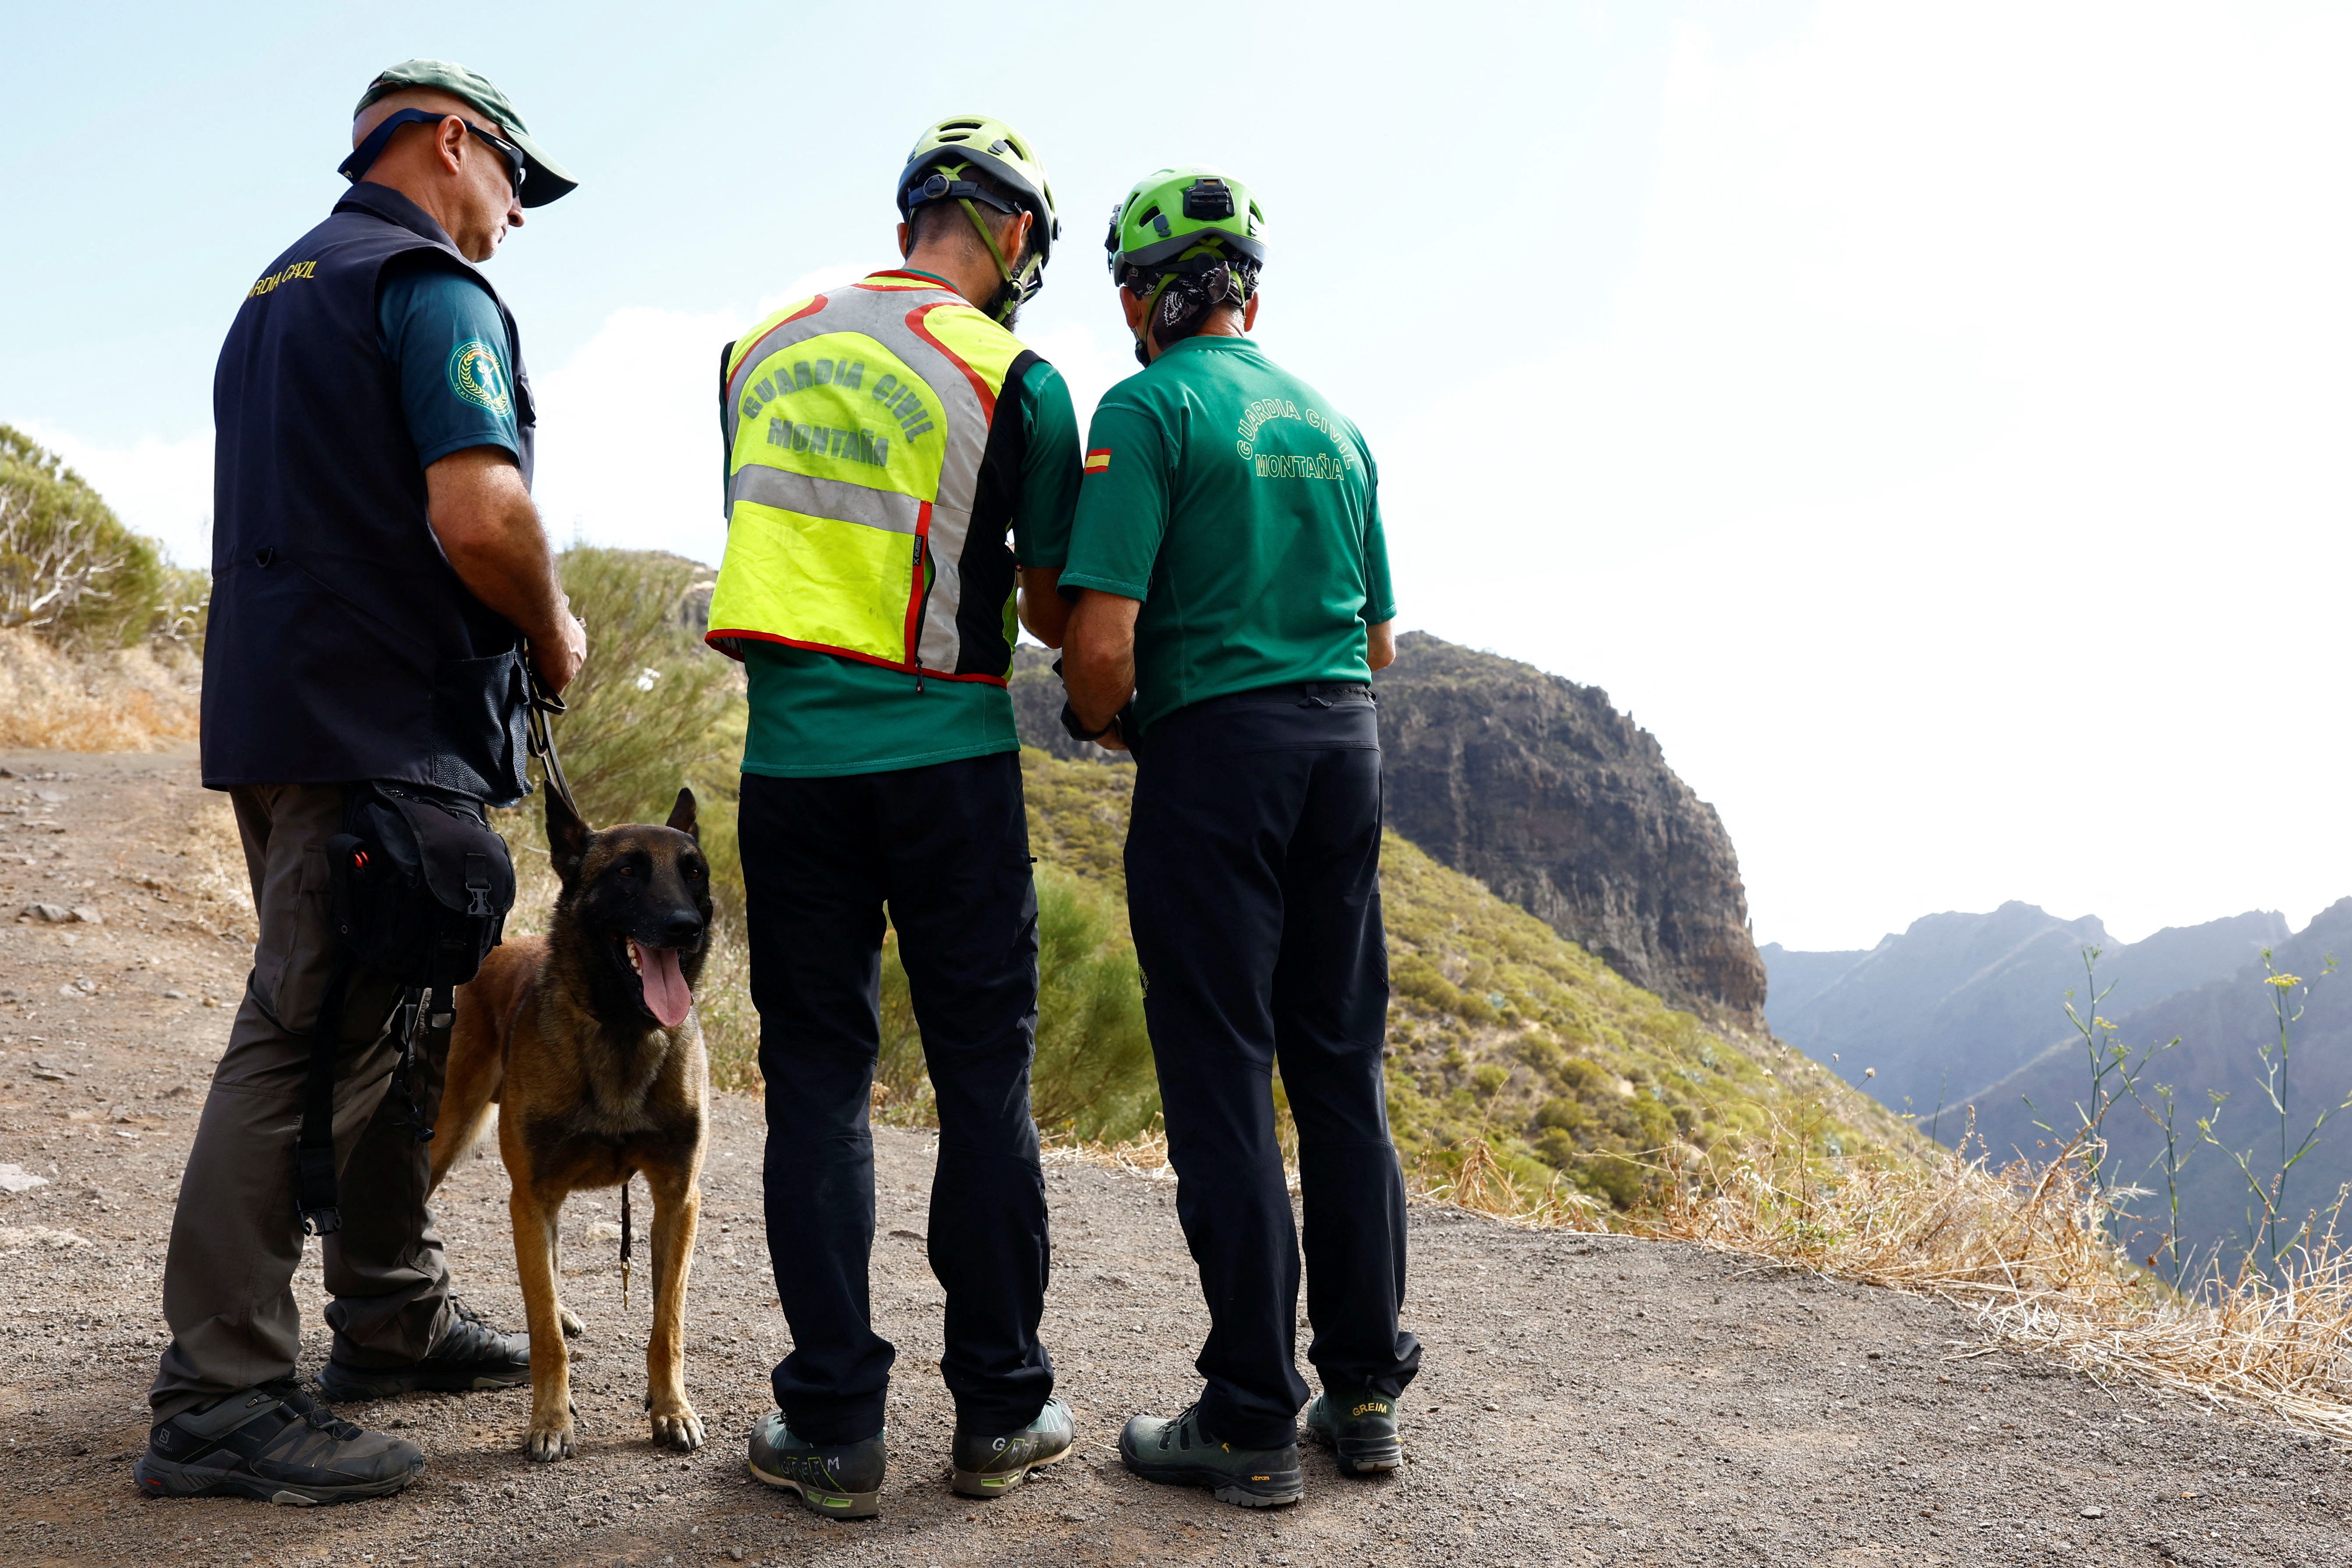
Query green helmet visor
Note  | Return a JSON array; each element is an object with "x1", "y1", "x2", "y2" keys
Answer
[{"x1": 1105, "y1": 169, "x2": 1266, "y2": 277}]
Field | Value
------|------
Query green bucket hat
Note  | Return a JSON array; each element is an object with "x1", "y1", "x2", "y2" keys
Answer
[{"x1": 352, "y1": 59, "x2": 577, "y2": 208}]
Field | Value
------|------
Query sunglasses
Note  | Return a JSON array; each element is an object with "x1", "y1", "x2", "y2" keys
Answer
[{"x1": 339, "y1": 108, "x2": 527, "y2": 197}]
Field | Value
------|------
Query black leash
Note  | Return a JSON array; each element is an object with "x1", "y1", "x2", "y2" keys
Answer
[
  {"x1": 524, "y1": 665, "x2": 582, "y2": 820},
  {"x1": 621, "y1": 1176, "x2": 634, "y2": 1310},
  {"x1": 525, "y1": 660, "x2": 634, "y2": 1297}
]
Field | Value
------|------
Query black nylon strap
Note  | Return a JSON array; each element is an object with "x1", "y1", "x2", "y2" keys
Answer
[
  {"x1": 524, "y1": 666, "x2": 581, "y2": 818},
  {"x1": 293, "y1": 947, "x2": 360, "y2": 1236}
]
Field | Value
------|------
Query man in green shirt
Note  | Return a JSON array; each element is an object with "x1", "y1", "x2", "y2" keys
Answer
[
  {"x1": 711, "y1": 117, "x2": 1079, "y2": 1518},
  {"x1": 1060, "y1": 168, "x2": 1420, "y2": 1508}
]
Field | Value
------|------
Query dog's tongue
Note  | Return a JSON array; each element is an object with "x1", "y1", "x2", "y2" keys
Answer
[{"x1": 632, "y1": 941, "x2": 693, "y2": 1028}]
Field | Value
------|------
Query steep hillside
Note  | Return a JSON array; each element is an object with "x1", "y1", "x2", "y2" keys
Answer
[
  {"x1": 1019, "y1": 749, "x2": 1915, "y2": 1206},
  {"x1": 1967, "y1": 899, "x2": 2352, "y2": 1269},
  {"x1": 1370, "y1": 633, "x2": 1768, "y2": 1031},
  {"x1": 1765, "y1": 903, "x2": 2287, "y2": 1119}
]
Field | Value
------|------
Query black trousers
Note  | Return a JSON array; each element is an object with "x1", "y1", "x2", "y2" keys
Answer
[
  {"x1": 739, "y1": 751, "x2": 1052, "y2": 1444},
  {"x1": 1126, "y1": 685, "x2": 1422, "y2": 1449}
]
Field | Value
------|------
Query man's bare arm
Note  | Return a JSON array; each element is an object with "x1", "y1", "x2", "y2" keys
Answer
[
  {"x1": 424, "y1": 446, "x2": 586, "y2": 692},
  {"x1": 1367, "y1": 618, "x2": 1395, "y2": 672},
  {"x1": 1018, "y1": 566, "x2": 1072, "y2": 648},
  {"x1": 1062, "y1": 589, "x2": 1142, "y2": 752}
]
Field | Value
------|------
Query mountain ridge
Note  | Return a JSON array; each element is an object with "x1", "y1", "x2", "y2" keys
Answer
[
  {"x1": 1964, "y1": 897, "x2": 2352, "y2": 1268},
  {"x1": 1763, "y1": 902, "x2": 2287, "y2": 1116}
]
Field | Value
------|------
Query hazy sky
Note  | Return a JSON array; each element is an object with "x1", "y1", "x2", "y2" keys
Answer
[{"x1": 5, "y1": 2, "x2": 2348, "y2": 953}]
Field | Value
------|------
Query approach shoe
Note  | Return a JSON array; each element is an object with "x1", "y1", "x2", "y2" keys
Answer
[
  {"x1": 1119, "y1": 1402, "x2": 1303, "y2": 1508},
  {"x1": 315, "y1": 1295, "x2": 529, "y2": 1401},
  {"x1": 951, "y1": 1395, "x2": 1075, "y2": 1498},
  {"x1": 1305, "y1": 1385, "x2": 1402, "y2": 1475},
  {"x1": 747, "y1": 1410, "x2": 885, "y2": 1519},
  {"x1": 134, "y1": 1378, "x2": 423, "y2": 1505}
]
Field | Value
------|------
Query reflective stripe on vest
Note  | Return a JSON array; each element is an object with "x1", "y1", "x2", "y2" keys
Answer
[{"x1": 706, "y1": 273, "x2": 1024, "y2": 678}]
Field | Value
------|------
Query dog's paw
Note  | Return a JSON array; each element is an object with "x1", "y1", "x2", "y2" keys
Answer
[
  {"x1": 526, "y1": 1416, "x2": 578, "y2": 1462},
  {"x1": 558, "y1": 1305, "x2": 585, "y2": 1338},
  {"x1": 650, "y1": 1406, "x2": 705, "y2": 1453}
]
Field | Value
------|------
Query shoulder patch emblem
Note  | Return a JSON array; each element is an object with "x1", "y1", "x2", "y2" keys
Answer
[
  {"x1": 1084, "y1": 447, "x2": 1111, "y2": 475},
  {"x1": 447, "y1": 339, "x2": 513, "y2": 418}
]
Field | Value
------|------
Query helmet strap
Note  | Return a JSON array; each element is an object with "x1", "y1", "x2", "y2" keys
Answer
[
  {"x1": 1130, "y1": 273, "x2": 1177, "y2": 366},
  {"x1": 961, "y1": 198, "x2": 1042, "y2": 325}
]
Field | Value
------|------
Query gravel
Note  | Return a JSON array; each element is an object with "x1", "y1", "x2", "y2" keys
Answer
[{"x1": 1, "y1": 747, "x2": 2348, "y2": 1566}]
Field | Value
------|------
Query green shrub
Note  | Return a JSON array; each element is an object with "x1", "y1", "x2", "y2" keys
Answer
[
  {"x1": 1554, "y1": 1056, "x2": 1610, "y2": 1096},
  {"x1": 877, "y1": 866, "x2": 1161, "y2": 1143},
  {"x1": 1588, "y1": 1152, "x2": 1649, "y2": 1208},
  {"x1": 1535, "y1": 1095, "x2": 1589, "y2": 1133},
  {"x1": 875, "y1": 931, "x2": 928, "y2": 1119},
  {"x1": 1388, "y1": 957, "x2": 1456, "y2": 1010},
  {"x1": 0, "y1": 424, "x2": 188, "y2": 650},
  {"x1": 499, "y1": 546, "x2": 740, "y2": 890},
  {"x1": 539, "y1": 548, "x2": 735, "y2": 824},
  {"x1": 1028, "y1": 869, "x2": 1159, "y2": 1141}
]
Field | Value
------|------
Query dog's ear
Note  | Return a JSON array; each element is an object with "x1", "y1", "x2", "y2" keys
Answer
[
  {"x1": 665, "y1": 786, "x2": 699, "y2": 842},
  {"x1": 547, "y1": 786, "x2": 591, "y2": 888}
]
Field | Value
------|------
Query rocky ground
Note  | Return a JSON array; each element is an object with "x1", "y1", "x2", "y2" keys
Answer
[{"x1": 0, "y1": 748, "x2": 2347, "y2": 1568}]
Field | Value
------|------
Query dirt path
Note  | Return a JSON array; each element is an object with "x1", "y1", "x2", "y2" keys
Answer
[{"x1": 0, "y1": 750, "x2": 2346, "y2": 1568}]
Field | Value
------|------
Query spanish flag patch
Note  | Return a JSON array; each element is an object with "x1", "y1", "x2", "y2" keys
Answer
[{"x1": 1084, "y1": 447, "x2": 1111, "y2": 475}]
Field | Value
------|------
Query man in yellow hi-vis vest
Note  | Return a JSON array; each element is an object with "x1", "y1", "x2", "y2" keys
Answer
[{"x1": 708, "y1": 116, "x2": 1081, "y2": 1519}]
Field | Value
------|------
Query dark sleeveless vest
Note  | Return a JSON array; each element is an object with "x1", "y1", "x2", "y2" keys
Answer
[{"x1": 202, "y1": 183, "x2": 534, "y2": 803}]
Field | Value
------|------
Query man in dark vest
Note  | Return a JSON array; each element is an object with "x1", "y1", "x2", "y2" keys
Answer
[{"x1": 135, "y1": 60, "x2": 587, "y2": 1506}]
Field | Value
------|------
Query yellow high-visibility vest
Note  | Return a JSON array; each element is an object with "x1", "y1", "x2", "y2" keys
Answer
[{"x1": 705, "y1": 271, "x2": 1035, "y2": 683}]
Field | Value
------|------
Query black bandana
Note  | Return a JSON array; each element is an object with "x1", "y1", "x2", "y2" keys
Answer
[{"x1": 1126, "y1": 254, "x2": 1262, "y2": 364}]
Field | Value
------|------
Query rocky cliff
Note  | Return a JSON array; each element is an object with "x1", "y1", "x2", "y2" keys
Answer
[
  {"x1": 1009, "y1": 645, "x2": 1118, "y2": 765},
  {"x1": 1370, "y1": 633, "x2": 1769, "y2": 1031}
]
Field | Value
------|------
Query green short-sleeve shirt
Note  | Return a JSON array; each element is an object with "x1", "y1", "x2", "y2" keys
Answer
[
  {"x1": 1059, "y1": 335, "x2": 1395, "y2": 731},
  {"x1": 740, "y1": 353, "x2": 1082, "y2": 777},
  {"x1": 376, "y1": 263, "x2": 522, "y2": 470}
]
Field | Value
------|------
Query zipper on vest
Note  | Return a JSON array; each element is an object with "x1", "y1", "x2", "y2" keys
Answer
[{"x1": 909, "y1": 533, "x2": 929, "y2": 694}]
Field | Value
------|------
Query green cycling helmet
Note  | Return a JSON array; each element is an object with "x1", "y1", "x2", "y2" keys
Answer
[
  {"x1": 1104, "y1": 166, "x2": 1266, "y2": 278},
  {"x1": 897, "y1": 114, "x2": 1062, "y2": 320}
]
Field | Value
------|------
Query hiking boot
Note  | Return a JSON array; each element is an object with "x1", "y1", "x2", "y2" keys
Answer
[
  {"x1": 134, "y1": 1379, "x2": 423, "y2": 1505},
  {"x1": 951, "y1": 1395, "x2": 1074, "y2": 1499},
  {"x1": 1305, "y1": 1385, "x2": 1402, "y2": 1475},
  {"x1": 315, "y1": 1296, "x2": 529, "y2": 1401},
  {"x1": 1119, "y1": 1402, "x2": 1303, "y2": 1508},
  {"x1": 746, "y1": 1410, "x2": 884, "y2": 1519}
]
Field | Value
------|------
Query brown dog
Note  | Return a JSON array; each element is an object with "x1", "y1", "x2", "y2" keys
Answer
[{"x1": 428, "y1": 786, "x2": 714, "y2": 1461}]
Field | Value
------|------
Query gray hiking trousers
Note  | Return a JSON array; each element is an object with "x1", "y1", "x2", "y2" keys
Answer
[{"x1": 149, "y1": 783, "x2": 454, "y2": 1420}]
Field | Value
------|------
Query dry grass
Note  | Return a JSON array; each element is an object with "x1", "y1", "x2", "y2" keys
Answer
[
  {"x1": 1043, "y1": 1127, "x2": 1174, "y2": 1183},
  {"x1": 1411, "y1": 1137, "x2": 1608, "y2": 1229},
  {"x1": 1633, "y1": 1113, "x2": 2352, "y2": 1441},
  {"x1": 0, "y1": 628, "x2": 199, "y2": 751}
]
